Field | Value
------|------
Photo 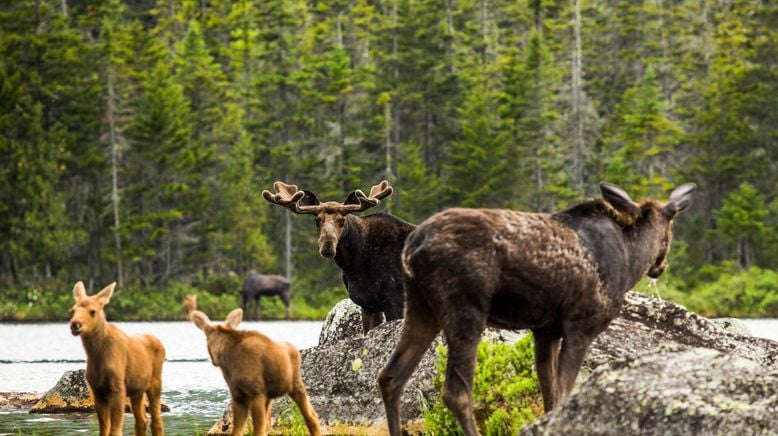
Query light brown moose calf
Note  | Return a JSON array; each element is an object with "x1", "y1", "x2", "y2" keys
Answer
[
  {"x1": 69, "y1": 281, "x2": 165, "y2": 436},
  {"x1": 191, "y1": 308, "x2": 321, "y2": 436}
]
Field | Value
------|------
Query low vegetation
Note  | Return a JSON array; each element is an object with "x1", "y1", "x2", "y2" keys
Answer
[
  {"x1": 423, "y1": 336, "x2": 543, "y2": 435},
  {"x1": 0, "y1": 274, "x2": 344, "y2": 322},
  {"x1": 643, "y1": 263, "x2": 778, "y2": 318}
]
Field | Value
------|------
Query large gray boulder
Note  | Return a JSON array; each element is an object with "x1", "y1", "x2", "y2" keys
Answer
[
  {"x1": 318, "y1": 298, "x2": 366, "y2": 346},
  {"x1": 586, "y1": 292, "x2": 777, "y2": 371},
  {"x1": 521, "y1": 345, "x2": 778, "y2": 436},
  {"x1": 29, "y1": 369, "x2": 169, "y2": 414}
]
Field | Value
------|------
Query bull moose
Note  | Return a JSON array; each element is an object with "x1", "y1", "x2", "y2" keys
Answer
[
  {"x1": 263, "y1": 181, "x2": 415, "y2": 333},
  {"x1": 378, "y1": 182, "x2": 696, "y2": 435}
]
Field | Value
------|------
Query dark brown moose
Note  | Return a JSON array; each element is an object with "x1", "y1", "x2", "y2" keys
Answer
[
  {"x1": 191, "y1": 308, "x2": 321, "y2": 436},
  {"x1": 242, "y1": 271, "x2": 291, "y2": 320},
  {"x1": 378, "y1": 182, "x2": 696, "y2": 435},
  {"x1": 70, "y1": 281, "x2": 166, "y2": 436},
  {"x1": 263, "y1": 181, "x2": 415, "y2": 332}
]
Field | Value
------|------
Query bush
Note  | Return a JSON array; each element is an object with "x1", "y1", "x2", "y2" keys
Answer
[
  {"x1": 423, "y1": 336, "x2": 543, "y2": 435},
  {"x1": 685, "y1": 267, "x2": 778, "y2": 318}
]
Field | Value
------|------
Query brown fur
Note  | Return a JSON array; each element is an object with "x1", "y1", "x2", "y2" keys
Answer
[
  {"x1": 378, "y1": 183, "x2": 696, "y2": 435},
  {"x1": 263, "y1": 181, "x2": 415, "y2": 333},
  {"x1": 192, "y1": 308, "x2": 321, "y2": 436},
  {"x1": 69, "y1": 281, "x2": 165, "y2": 436}
]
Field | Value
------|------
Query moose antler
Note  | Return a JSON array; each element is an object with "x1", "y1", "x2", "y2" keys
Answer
[
  {"x1": 262, "y1": 181, "x2": 319, "y2": 214},
  {"x1": 341, "y1": 180, "x2": 394, "y2": 213}
]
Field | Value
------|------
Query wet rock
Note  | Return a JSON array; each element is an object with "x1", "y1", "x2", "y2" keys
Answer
[
  {"x1": 207, "y1": 401, "x2": 233, "y2": 436},
  {"x1": 0, "y1": 392, "x2": 41, "y2": 411},
  {"x1": 521, "y1": 345, "x2": 778, "y2": 436},
  {"x1": 29, "y1": 369, "x2": 169, "y2": 414},
  {"x1": 318, "y1": 299, "x2": 365, "y2": 346}
]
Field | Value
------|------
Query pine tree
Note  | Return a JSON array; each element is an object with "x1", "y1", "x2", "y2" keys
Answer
[{"x1": 602, "y1": 66, "x2": 683, "y2": 198}]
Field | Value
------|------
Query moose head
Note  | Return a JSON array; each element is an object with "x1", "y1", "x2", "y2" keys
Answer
[
  {"x1": 191, "y1": 308, "x2": 243, "y2": 367},
  {"x1": 262, "y1": 181, "x2": 393, "y2": 259},
  {"x1": 599, "y1": 182, "x2": 697, "y2": 278},
  {"x1": 69, "y1": 281, "x2": 115, "y2": 337}
]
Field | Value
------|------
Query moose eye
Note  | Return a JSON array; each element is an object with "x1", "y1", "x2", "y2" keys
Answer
[{"x1": 89, "y1": 310, "x2": 96, "y2": 317}]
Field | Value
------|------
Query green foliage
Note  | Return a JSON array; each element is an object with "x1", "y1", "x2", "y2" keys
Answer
[
  {"x1": 0, "y1": 275, "x2": 329, "y2": 321},
  {"x1": 713, "y1": 183, "x2": 770, "y2": 268},
  {"x1": 0, "y1": 0, "x2": 776, "y2": 320},
  {"x1": 423, "y1": 337, "x2": 543, "y2": 435},
  {"x1": 681, "y1": 266, "x2": 778, "y2": 318}
]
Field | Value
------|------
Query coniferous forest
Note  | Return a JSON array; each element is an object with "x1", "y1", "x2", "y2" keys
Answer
[{"x1": 1, "y1": 0, "x2": 776, "y2": 320}]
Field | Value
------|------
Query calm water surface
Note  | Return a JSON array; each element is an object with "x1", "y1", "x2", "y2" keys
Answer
[{"x1": 0, "y1": 321, "x2": 322, "y2": 435}]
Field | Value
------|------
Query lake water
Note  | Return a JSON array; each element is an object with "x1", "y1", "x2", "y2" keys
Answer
[
  {"x1": 0, "y1": 319, "x2": 776, "y2": 435},
  {"x1": 0, "y1": 320, "x2": 322, "y2": 435}
]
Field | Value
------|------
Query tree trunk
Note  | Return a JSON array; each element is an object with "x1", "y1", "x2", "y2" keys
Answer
[
  {"x1": 107, "y1": 72, "x2": 124, "y2": 288},
  {"x1": 571, "y1": 0, "x2": 585, "y2": 193},
  {"x1": 285, "y1": 210, "x2": 292, "y2": 280}
]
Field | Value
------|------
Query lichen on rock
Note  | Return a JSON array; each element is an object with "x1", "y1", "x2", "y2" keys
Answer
[
  {"x1": 29, "y1": 369, "x2": 169, "y2": 414},
  {"x1": 521, "y1": 345, "x2": 778, "y2": 435}
]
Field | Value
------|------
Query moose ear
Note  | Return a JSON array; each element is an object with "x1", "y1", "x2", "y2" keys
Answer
[
  {"x1": 225, "y1": 308, "x2": 243, "y2": 329},
  {"x1": 300, "y1": 190, "x2": 320, "y2": 207},
  {"x1": 191, "y1": 310, "x2": 211, "y2": 331},
  {"x1": 600, "y1": 182, "x2": 640, "y2": 217},
  {"x1": 664, "y1": 183, "x2": 697, "y2": 219},
  {"x1": 344, "y1": 191, "x2": 362, "y2": 206},
  {"x1": 73, "y1": 281, "x2": 87, "y2": 301},
  {"x1": 95, "y1": 282, "x2": 116, "y2": 305}
]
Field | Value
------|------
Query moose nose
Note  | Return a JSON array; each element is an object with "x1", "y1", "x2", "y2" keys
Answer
[
  {"x1": 320, "y1": 244, "x2": 336, "y2": 259},
  {"x1": 70, "y1": 322, "x2": 82, "y2": 336}
]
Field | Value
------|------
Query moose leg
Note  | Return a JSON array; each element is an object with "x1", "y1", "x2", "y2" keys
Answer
[
  {"x1": 249, "y1": 395, "x2": 267, "y2": 436},
  {"x1": 264, "y1": 399, "x2": 272, "y2": 435},
  {"x1": 378, "y1": 295, "x2": 439, "y2": 436},
  {"x1": 289, "y1": 377, "x2": 322, "y2": 436},
  {"x1": 147, "y1": 385, "x2": 164, "y2": 436},
  {"x1": 130, "y1": 394, "x2": 147, "y2": 436},
  {"x1": 280, "y1": 293, "x2": 291, "y2": 320},
  {"x1": 231, "y1": 399, "x2": 249, "y2": 436},
  {"x1": 532, "y1": 327, "x2": 562, "y2": 412},
  {"x1": 108, "y1": 388, "x2": 126, "y2": 436},
  {"x1": 360, "y1": 308, "x2": 383, "y2": 333},
  {"x1": 441, "y1": 321, "x2": 484, "y2": 436},
  {"x1": 556, "y1": 325, "x2": 595, "y2": 406},
  {"x1": 94, "y1": 396, "x2": 110, "y2": 436}
]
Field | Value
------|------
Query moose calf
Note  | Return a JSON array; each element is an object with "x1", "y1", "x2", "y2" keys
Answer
[
  {"x1": 69, "y1": 281, "x2": 165, "y2": 436},
  {"x1": 378, "y1": 182, "x2": 696, "y2": 435},
  {"x1": 191, "y1": 308, "x2": 321, "y2": 436}
]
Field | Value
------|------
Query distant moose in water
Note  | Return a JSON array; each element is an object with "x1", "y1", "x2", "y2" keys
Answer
[
  {"x1": 70, "y1": 281, "x2": 166, "y2": 436},
  {"x1": 263, "y1": 180, "x2": 415, "y2": 333},
  {"x1": 242, "y1": 271, "x2": 292, "y2": 320},
  {"x1": 191, "y1": 308, "x2": 321, "y2": 436},
  {"x1": 378, "y1": 182, "x2": 697, "y2": 435}
]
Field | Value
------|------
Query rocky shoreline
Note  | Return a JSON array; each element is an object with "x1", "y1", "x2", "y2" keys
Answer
[{"x1": 3, "y1": 293, "x2": 776, "y2": 436}]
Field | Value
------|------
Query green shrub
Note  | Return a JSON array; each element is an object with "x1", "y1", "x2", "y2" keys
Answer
[
  {"x1": 685, "y1": 267, "x2": 778, "y2": 318},
  {"x1": 423, "y1": 336, "x2": 543, "y2": 435}
]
